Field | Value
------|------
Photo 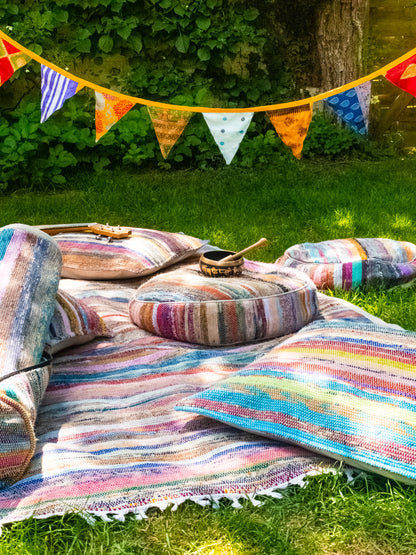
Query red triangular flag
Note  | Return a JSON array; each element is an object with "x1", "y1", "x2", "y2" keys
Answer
[{"x1": 385, "y1": 54, "x2": 416, "y2": 97}]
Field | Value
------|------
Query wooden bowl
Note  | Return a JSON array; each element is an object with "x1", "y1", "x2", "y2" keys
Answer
[{"x1": 199, "y1": 250, "x2": 244, "y2": 278}]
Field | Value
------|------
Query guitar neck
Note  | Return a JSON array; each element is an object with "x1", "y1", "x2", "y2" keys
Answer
[{"x1": 36, "y1": 223, "x2": 97, "y2": 236}]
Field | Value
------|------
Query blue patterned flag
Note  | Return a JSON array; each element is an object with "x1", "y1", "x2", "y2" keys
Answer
[
  {"x1": 40, "y1": 65, "x2": 80, "y2": 123},
  {"x1": 325, "y1": 85, "x2": 370, "y2": 135}
]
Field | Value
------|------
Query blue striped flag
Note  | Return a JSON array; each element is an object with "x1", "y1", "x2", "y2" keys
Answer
[{"x1": 40, "y1": 65, "x2": 80, "y2": 123}]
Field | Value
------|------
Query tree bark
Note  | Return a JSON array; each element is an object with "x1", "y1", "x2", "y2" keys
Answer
[{"x1": 316, "y1": 0, "x2": 370, "y2": 90}]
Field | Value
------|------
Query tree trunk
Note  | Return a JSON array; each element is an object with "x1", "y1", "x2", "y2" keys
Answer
[{"x1": 316, "y1": 0, "x2": 370, "y2": 90}]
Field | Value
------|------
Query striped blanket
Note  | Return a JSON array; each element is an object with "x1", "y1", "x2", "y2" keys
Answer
[{"x1": 0, "y1": 275, "x2": 390, "y2": 525}]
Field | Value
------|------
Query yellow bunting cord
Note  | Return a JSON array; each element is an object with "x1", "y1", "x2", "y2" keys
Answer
[{"x1": 1, "y1": 28, "x2": 416, "y2": 113}]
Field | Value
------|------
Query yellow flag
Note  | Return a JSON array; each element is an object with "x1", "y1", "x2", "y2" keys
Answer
[
  {"x1": 148, "y1": 107, "x2": 193, "y2": 158},
  {"x1": 267, "y1": 104, "x2": 312, "y2": 159}
]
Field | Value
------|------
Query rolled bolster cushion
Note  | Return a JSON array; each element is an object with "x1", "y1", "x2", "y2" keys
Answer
[
  {"x1": 129, "y1": 264, "x2": 318, "y2": 346},
  {"x1": 276, "y1": 237, "x2": 416, "y2": 290},
  {"x1": 0, "y1": 224, "x2": 62, "y2": 488}
]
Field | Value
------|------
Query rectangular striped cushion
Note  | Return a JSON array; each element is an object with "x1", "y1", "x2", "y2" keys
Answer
[
  {"x1": 55, "y1": 228, "x2": 206, "y2": 279},
  {"x1": 45, "y1": 290, "x2": 113, "y2": 354},
  {"x1": 177, "y1": 320, "x2": 416, "y2": 483}
]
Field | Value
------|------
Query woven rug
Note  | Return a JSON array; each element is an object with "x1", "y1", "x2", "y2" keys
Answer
[{"x1": 0, "y1": 276, "x2": 385, "y2": 526}]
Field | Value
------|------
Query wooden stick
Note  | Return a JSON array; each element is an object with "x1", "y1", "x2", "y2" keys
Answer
[{"x1": 220, "y1": 238, "x2": 269, "y2": 263}]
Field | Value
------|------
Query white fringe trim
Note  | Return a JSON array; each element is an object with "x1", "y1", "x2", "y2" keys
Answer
[{"x1": 0, "y1": 466, "x2": 363, "y2": 531}]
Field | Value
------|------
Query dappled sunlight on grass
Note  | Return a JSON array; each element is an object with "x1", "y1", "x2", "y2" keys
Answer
[{"x1": 390, "y1": 213, "x2": 413, "y2": 230}]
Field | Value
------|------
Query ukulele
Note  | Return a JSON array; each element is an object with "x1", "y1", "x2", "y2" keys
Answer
[{"x1": 36, "y1": 222, "x2": 132, "y2": 239}]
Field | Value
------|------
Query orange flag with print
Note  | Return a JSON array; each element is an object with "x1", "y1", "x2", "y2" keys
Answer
[
  {"x1": 148, "y1": 106, "x2": 193, "y2": 158},
  {"x1": 267, "y1": 104, "x2": 312, "y2": 159},
  {"x1": 0, "y1": 38, "x2": 31, "y2": 86},
  {"x1": 95, "y1": 92, "x2": 135, "y2": 141}
]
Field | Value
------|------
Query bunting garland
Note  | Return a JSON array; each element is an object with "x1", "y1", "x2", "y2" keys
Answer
[
  {"x1": 95, "y1": 92, "x2": 135, "y2": 142},
  {"x1": 1, "y1": 29, "x2": 416, "y2": 163},
  {"x1": 148, "y1": 107, "x2": 193, "y2": 158},
  {"x1": 0, "y1": 38, "x2": 30, "y2": 86},
  {"x1": 267, "y1": 105, "x2": 312, "y2": 159},
  {"x1": 203, "y1": 112, "x2": 253, "y2": 164},
  {"x1": 40, "y1": 66, "x2": 81, "y2": 123}
]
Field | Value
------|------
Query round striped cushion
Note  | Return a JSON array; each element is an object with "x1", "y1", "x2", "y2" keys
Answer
[
  {"x1": 277, "y1": 238, "x2": 416, "y2": 290},
  {"x1": 129, "y1": 265, "x2": 318, "y2": 346}
]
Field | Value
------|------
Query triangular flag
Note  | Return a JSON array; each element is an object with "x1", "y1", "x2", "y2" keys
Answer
[
  {"x1": 148, "y1": 107, "x2": 193, "y2": 158},
  {"x1": 203, "y1": 112, "x2": 253, "y2": 164},
  {"x1": 325, "y1": 87, "x2": 367, "y2": 135},
  {"x1": 355, "y1": 81, "x2": 372, "y2": 132},
  {"x1": 0, "y1": 38, "x2": 31, "y2": 86},
  {"x1": 385, "y1": 53, "x2": 416, "y2": 97},
  {"x1": 40, "y1": 66, "x2": 82, "y2": 123},
  {"x1": 267, "y1": 104, "x2": 312, "y2": 158},
  {"x1": 95, "y1": 92, "x2": 135, "y2": 141}
]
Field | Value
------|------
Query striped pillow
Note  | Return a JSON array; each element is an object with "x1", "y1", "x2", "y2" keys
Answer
[
  {"x1": 55, "y1": 228, "x2": 206, "y2": 279},
  {"x1": 177, "y1": 320, "x2": 416, "y2": 483},
  {"x1": 45, "y1": 290, "x2": 112, "y2": 354},
  {"x1": 276, "y1": 238, "x2": 416, "y2": 290},
  {"x1": 129, "y1": 265, "x2": 318, "y2": 346}
]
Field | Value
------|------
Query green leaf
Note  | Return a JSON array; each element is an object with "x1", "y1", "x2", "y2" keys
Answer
[
  {"x1": 30, "y1": 44, "x2": 43, "y2": 55},
  {"x1": 76, "y1": 38, "x2": 91, "y2": 53},
  {"x1": 159, "y1": 0, "x2": 172, "y2": 8},
  {"x1": 196, "y1": 16, "x2": 211, "y2": 30},
  {"x1": 98, "y1": 35, "x2": 114, "y2": 53},
  {"x1": 206, "y1": 0, "x2": 217, "y2": 8},
  {"x1": 54, "y1": 9, "x2": 68, "y2": 22},
  {"x1": 174, "y1": 5, "x2": 185, "y2": 16},
  {"x1": 117, "y1": 25, "x2": 133, "y2": 40},
  {"x1": 175, "y1": 34, "x2": 190, "y2": 53},
  {"x1": 7, "y1": 4, "x2": 18, "y2": 14},
  {"x1": 244, "y1": 8, "x2": 259, "y2": 21},
  {"x1": 197, "y1": 47, "x2": 211, "y2": 61},
  {"x1": 130, "y1": 35, "x2": 143, "y2": 54},
  {"x1": 78, "y1": 28, "x2": 91, "y2": 40}
]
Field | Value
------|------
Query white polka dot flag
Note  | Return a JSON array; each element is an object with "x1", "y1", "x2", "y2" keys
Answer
[{"x1": 202, "y1": 112, "x2": 254, "y2": 164}]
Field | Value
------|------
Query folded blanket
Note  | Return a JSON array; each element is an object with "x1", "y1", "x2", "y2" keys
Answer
[{"x1": 0, "y1": 224, "x2": 61, "y2": 487}]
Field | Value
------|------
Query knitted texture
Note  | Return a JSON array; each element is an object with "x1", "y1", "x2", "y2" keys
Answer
[
  {"x1": 55, "y1": 228, "x2": 206, "y2": 279},
  {"x1": 177, "y1": 320, "x2": 416, "y2": 483},
  {"x1": 276, "y1": 238, "x2": 416, "y2": 290},
  {"x1": 0, "y1": 224, "x2": 62, "y2": 487},
  {"x1": 129, "y1": 265, "x2": 318, "y2": 346},
  {"x1": 0, "y1": 273, "x2": 364, "y2": 524},
  {"x1": 45, "y1": 289, "x2": 113, "y2": 354}
]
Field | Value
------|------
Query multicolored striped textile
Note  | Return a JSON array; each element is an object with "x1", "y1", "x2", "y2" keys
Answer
[
  {"x1": 45, "y1": 289, "x2": 113, "y2": 354},
  {"x1": 276, "y1": 237, "x2": 416, "y2": 290},
  {"x1": 129, "y1": 264, "x2": 318, "y2": 346},
  {"x1": 40, "y1": 65, "x2": 80, "y2": 123},
  {"x1": 55, "y1": 228, "x2": 206, "y2": 279},
  {"x1": 0, "y1": 271, "x2": 381, "y2": 525},
  {"x1": 0, "y1": 224, "x2": 61, "y2": 487},
  {"x1": 177, "y1": 320, "x2": 416, "y2": 483}
]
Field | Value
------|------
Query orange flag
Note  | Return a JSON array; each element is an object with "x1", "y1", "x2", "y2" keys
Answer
[
  {"x1": 148, "y1": 106, "x2": 193, "y2": 158},
  {"x1": 0, "y1": 38, "x2": 31, "y2": 86},
  {"x1": 267, "y1": 104, "x2": 312, "y2": 159},
  {"x1": 95, "y1": 92, "x2": 135, "y2": 141}
]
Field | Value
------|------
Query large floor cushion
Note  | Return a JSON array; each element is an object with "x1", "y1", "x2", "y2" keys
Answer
[
  {"x1": 177, "y1": 320, "x2": 416, "y2": 483},
  {"x1": 129, "y1": 265, "x2": 318, "y2": 346},
  {"x1": 276, "y1": 237, "x2": 416, "y2": 290},
  {"x1": 0, "y1": 224, "x2": 62, "y2": 487},
  {"x1": 55, "y1": 228, "x2": 205, "y2": 279}
]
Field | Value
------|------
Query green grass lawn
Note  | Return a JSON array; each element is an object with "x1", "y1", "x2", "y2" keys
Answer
[{"x1": 1, "y1": 158, "x2": 416, "y2": 554}]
